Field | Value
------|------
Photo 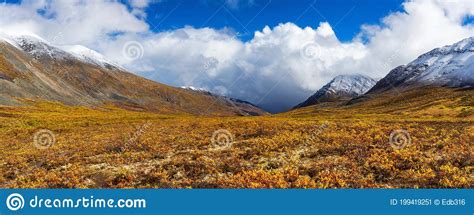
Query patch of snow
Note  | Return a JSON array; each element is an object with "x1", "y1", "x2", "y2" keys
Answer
[
  {"x1": 61, "y1": 45, "x2": 120, "y2": 68},
  {"x1": 180, "y1": 86, "x2": 210, "y2": 93}
]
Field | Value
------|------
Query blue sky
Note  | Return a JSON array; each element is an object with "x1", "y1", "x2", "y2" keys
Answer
[{"x1": 137, "y1": 0, "x2": 404, "y2": 42}]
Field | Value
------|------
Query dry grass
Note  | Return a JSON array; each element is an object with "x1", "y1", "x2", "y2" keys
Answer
[{"x1": 0, "y1": 93, "x2": 472, "y2": 188}]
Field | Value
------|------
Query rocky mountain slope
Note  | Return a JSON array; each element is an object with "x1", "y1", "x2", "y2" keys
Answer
[
  {"x1": 293, "y1": 74, "x2": 376, "y2": 109},
  {"x1": 0, "y1": 33, "x2": 267, "y2": 116}
]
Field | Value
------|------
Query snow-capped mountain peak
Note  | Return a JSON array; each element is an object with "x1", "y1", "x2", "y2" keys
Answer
[
  {"x1": 0, "y1": 32, "x2": 119, "y2": 69},
  {"x1": 369, "y1": 37, "x2": 474, "y2": 93},
  {"x1": 0, "y1": 31, "x2": 46, "y2": 47},
  {"x1": 411, "y1": 37, "x2": 474, "y2": 66},
  {"x1": 1, "y1": 32, "x2": 72, "y2": 60},
  {"x1": 294, "y1": 74, "x2": 376, "y2": 109},
  {"x1": 325, "y1": 74, "x2": 377, "y2": 95}
]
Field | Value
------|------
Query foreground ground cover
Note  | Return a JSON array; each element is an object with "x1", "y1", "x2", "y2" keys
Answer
[{"x1": 0, "y1": 100, "x2": 472, "y2": 188}]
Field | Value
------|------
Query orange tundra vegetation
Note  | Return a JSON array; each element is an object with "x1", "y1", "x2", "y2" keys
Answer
[{"x1": 0, "y1": 87, "x2": 473, "y2": 188}]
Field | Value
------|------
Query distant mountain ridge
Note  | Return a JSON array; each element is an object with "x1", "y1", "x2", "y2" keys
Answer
[
  {"x1": 294, "y1": 74, "x2": 376, "y2": 109},
  {"x1": 180, "y1": 86, "x2": 268, "y2": 116}
]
